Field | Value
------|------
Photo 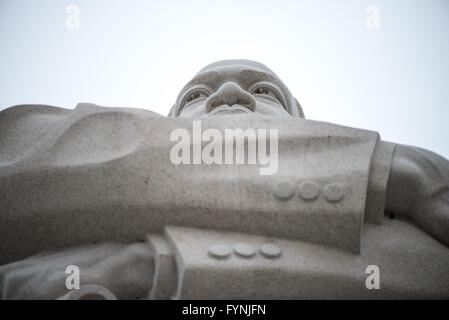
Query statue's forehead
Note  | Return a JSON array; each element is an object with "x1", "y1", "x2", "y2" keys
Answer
[{"x1": 198, "y1": 59, "x2": 275, "y2": 74}]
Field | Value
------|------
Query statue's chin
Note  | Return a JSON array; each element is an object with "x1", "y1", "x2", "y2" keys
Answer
[{"x1": 207, "y1": 105, "x2": 252, "y2": 117}]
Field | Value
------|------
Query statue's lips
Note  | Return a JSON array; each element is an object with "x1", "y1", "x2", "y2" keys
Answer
[{"x1": 207, "y1": 105, "x2": 252, "y2": 117}]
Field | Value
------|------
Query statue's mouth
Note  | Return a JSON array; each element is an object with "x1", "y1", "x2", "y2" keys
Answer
[{"x1": 207, "y1": 105, "x2": 252, "y2": 117}]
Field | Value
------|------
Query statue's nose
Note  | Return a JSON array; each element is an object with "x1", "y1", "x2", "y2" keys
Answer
[{"x1": 205, "y1": 82, "x2": 256, "y2": 113}]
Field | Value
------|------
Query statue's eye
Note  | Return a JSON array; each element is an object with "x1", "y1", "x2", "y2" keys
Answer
[
  {"x1": 252, "y1": 86, "x2": 281, "y2": 102},
  {"x1": 254, "y1": 87, "x2": 270, "y2": 95},
  {"x1": 185, "y1": 90, "x2": 207, "y2": 104},
  {"x1": 179, "y1": 89, "x2": 209, "y2": 112}
]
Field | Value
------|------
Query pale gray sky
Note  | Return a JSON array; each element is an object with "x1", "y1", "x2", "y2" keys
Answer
[{"x1": 0, "y1": 0, "x2": 448, "y2": 158}]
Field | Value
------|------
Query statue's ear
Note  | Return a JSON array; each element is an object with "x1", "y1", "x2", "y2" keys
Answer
[{"x1": 295, "y1": 98, "x2": 305, "y2": 118}]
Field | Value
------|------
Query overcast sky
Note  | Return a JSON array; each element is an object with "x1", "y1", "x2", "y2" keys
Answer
[{"x1": 0, "y1": 0, "x2": 448, "y2": 159}]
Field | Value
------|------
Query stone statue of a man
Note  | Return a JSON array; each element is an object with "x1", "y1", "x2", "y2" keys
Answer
[{"x1": 0, "y1": 60, "x2": 448, "y2": 299}]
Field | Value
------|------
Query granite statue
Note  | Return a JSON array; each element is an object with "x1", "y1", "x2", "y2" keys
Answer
[{"x1": 0, "y1": 60, "x2": 448, "y2": 299}]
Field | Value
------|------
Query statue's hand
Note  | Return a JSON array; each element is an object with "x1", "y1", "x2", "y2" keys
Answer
[
  {"x1": 0, "y1": 242, "x2": 154, "y2": 300},
  {"x1": 386, "y1": 144, "x2": 449, "y2": 246}
]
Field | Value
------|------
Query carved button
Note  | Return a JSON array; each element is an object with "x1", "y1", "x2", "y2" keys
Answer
[
  {"x1": 323, "y1": 182, "x2": 345, "y2": 202},
  {"x1": 260, "y1": 243, "x2": 281, "y2": 259},
  {"x1": 298, "y1": 181, "x2": 320, "y2": 200},
  {"x1": 208, "y1": 244, "x2": 231, "y2": 259},
  {"x1": 234, "y1": 243, "x2": 256, "y2": 258},
  {"x1": 273, "y1": 181, "x2": 294, "y2": 201}
]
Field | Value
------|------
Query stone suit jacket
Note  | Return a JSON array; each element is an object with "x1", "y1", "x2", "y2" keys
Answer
[{"x1": 1, "y1": 103, "x2": 448, "y2": 299}]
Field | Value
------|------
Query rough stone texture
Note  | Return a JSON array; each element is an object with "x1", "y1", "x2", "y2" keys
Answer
[
  {"x1": 1, "y1": 59, "x2": 448, "y2": 299},
  {"x1": 147, "y1": 234, "x2": 177, "y2": 300},
  {"x1": 58, "y1": 284, "x2": 117, "y2": 300},
  {"x1": 365, "y1": 141, "x2": 396, "y2": 224},
  {"x1": 0, "y1": 242, "x2": 153, "y2": 299},
  {"x1": 0, "y1": 102, "x2": 447, "y2": 299},
  {"x1": 162, "y1": 222, "x2": 449, "y2": 299},
  {"x1": 0, "y1": 103, "x2": 386, "y2": 262}
]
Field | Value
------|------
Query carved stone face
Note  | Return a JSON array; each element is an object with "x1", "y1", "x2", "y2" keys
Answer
[{"x1": 169, "y1": 60, "x2": 304, "y2": 118}]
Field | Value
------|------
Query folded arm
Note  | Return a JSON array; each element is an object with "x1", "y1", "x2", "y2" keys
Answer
[{"x1": 385, "y1": 144, "x2": 449, "y2": 246}]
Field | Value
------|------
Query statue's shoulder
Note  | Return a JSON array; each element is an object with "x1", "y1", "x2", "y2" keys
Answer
[
  {"x1": 0, "y1": 103, "x2": 71, "y2": 122},
  {"x1": 0, "y1": 103, "x2": 166, "y2": 169},
  {"x1": 73, "y1": 102, "x2": 164, "y2": 118},
  {"x1": 0, "y1": 102, "x2": 164, "y2": 121}
]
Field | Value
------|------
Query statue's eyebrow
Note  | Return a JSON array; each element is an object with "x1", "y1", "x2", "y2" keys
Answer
[
  {"x1": 184, "y1": 71, "x2": 221, "y2": 88},
  {"x1": 238, "y1": 69, "x2": 278, "y2": 82}
]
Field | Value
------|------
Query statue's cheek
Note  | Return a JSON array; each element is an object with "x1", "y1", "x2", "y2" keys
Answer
[
  {"x1": 253, "y1": 99, "x2": 290, "y2": 116},
  {"x1": 178, "y1": 102, "x2": 209, "y2": 118}
]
